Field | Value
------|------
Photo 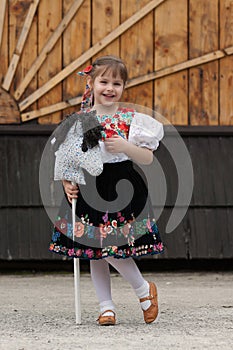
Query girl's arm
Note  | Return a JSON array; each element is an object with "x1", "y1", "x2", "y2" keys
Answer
[{"x1": 104, "y1": 135, "x2": 153, "y2": 165}]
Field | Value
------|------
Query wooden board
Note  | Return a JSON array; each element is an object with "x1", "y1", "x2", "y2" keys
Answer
[
  {"x1": 9, "y1": 1, "x2": 30, "y2": 63},
  {"x1": 220, "y1": 0, "x2": 233, "y2": 125},
  {"x1": 62, "y1": 0, "x2": 91, "y2": 117},
  {"x1": 154, "y1": 0, "x2": 188, "y2": 124},
  {"x1": 92, "y1": 0, "x2": 120, "y2": 59},
  {"x1": 0, "y1": 1, "x2": 8, "y2": 92},
  {"x1": 121, "y1": 0, "x2": 153, "y2": 108},
  {"x1": 38, "y1": 0, "x2": 62, "y2": 124},
  {"x1": 1, "y1": 132, "x2": 233, "y2": 259},
  {"x1": 189, "y1": 62, "x2": 218, "y2": 125},
  {"x1": 13, "y1": 1, "x2": 38, "y2": 113},
  {"x1": 220, "y1": 56, "x2": 233, "y2": 125},
  {"x1": 189, "y1": 0, "x2": 219, "y2": 125},
  {"x1": 0, "y1": 0, "x2": 7, "y2": 54},
  {"x1": 8, "y1": 0, "x2": 33, "y2": 121},
  {"x1": 2, "y1": 0, "x2": 39, "y2": 92},
  {"x1": 0, "y1": 87, "x2": 20, "y2": 123}
]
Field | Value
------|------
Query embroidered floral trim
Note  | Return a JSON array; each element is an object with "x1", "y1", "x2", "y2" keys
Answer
[
  {"x1": 54, "y1": 212, "x2": 158, "y2": 243},
  {"x1": 50, "y1": 218, "x2": 164, "y2": 260},
  {"x1": 49, "y1": 240, "x2": 164, "y2": 260}
]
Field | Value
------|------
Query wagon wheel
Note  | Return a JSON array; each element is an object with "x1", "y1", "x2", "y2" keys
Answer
[{"x1": 0, "y1": 0, "x2": 232, "y2": 125}]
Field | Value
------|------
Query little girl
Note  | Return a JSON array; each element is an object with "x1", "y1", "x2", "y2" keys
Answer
[{"x1": 50, "y1": 55, "x2": 164, "y2": 325}]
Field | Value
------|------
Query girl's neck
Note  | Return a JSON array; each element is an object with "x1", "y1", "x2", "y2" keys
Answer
[{"x1": 91, "y1": 103, "x2": 119, "y2": 116}]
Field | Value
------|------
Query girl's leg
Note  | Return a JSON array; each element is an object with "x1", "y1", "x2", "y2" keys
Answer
[
  {"x1": 90, "y1": 259, "x2": 115, "y2": 315},
  {"x1": 105, "y1": 257, "x2": 151, "y2": 310}
]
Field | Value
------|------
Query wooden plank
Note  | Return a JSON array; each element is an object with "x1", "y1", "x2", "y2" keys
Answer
[
  {"x1": 92, "y1": 0, "x2": 120, "y2": 59},
  {"x1": 188, "y1": 208, "x2": 233, "y2": 258},
  {"x1": 0, "y1": 135, "x2": 47, "y2": 206},
  {"x1": 38, "y1": 0, "x2": 62, "y2": 124},
  {"x1": 220, "y1": 137, "x2": 233, "y2": 204},
  {"x1": 2, "y1": 54, "x2": 20, "y2": 91},
  {"x1": 14, "y1": 0, "x2": 84, "y2": 101},
  {"x1": 19, "y1": 0, "x2": 166, "y2": 112},
  {"x1": 8, "y1": 0, "x2": 32, "y2": 102},
  {"x1": 156, "y1": 208, "x2": 188, "y2": 258},
  {"x1": 188, "y1": 136, "x2": 233, "y2": 206},
  {"x1": 0, "y1": 208, "x2": 55, "y2": 260},
  {"x1": 127, "y1": 50, "x2": 225, "y2": 88},
  {"x1": 0, "y1": 88, "x2": 20, "y2": 123},
  {"x1": 2, "y1": 0, "x2": 39, "y2": 91},
  {"x1": 221, "y1": 45, "x2": 233, "y2": 125},
  {"x1": 0, "y1": 0, "x2": 8, "y2": 95},
  {"x1": 0, "y1": 0, "x2": 7, "y2": 51},
  {"x1": 189, "y1": 0, "x2": 218, "y2": 58},
  {"x1": 220, "y1": 0, "x2": 233, "y2": 125},
  {"x1": 9, "y1": 0, "x2": 31, "y2": 64},
  {"x1": 21, "y1": 97, "x2": 82, "y2": 122},
  {"x1": 121, "y1": 0, "x2": 153, "y2": 108},
  {"x1": 154, "y1": 0, "x2": 188, "y2": 124},
  {"x1": 7, "y1": 0, "x2": 38, "y2": 115},
  {"x1": 62, "y1": 0, "x2": 90, "y2": 117},
  {"x1": 220, "y1": 55, "x2": 233, "y2": 125},
  {"x1": 189, "y1": 62, "x2": 219, "y2": 125},
  {"x1": 189, "y1": 0, "x2": 219, "y2": 125},
  {"x1": 225, "y1": 46, "x2": 233, "y2": 55}
]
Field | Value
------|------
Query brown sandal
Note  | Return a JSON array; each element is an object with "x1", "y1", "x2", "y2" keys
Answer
[
  {"x1": 139, "y1": 281, "x2": 158, "y2": 324},
  {"x1": 97, "y1": 310, "x2": 116, "y2": 326}
]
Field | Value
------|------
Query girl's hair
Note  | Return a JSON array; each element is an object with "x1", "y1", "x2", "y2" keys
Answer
[{"x1": 89, "y1": 55, "x2": 128, "y2": 85}]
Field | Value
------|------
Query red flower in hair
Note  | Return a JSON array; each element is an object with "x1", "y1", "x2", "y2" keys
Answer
[{"x1": 83, "y1": 65, "x2": 93, "y2": 74}]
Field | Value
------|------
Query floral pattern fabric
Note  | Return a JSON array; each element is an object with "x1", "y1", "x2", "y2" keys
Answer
[
  {"x1": 98, "y1": 107, "x2": 134, "y2": 140},
  {"x1": 50, "y1": 216, "x2": 164, "y2": 260}
]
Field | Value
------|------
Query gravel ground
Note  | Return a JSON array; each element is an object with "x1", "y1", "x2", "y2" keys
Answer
[{"x1": 0, "y1": 271, "x2": 233, "y2": 350}]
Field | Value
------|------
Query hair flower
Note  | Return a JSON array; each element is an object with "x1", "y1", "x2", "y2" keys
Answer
[
  {"x1": 84, "y1": 65, "x2": 93, "y2": 73},
  {"x1": 77, "y1": 65, "x2": 93, "y2": 76}
]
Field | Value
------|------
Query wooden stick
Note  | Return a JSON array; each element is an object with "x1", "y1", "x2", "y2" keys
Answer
[
  {"x1": 14, "y1": 0, "x2": 84, "y2": 100},
  {"x1": 126, "y1": 50, "x2": 225, "y2": 88},
  {"x1": 224, "y1": 46, "x2": 233, "y2": 55},
  {"x1": 18, "y1": 0, "x2": 166, "y2": 112},
  {"x1": 2, "y1": 0, "x2": 40, "y2": 91},
  {"x1": 0, "y1": 0, "x2": 7, "y2": 51},
  {"x1": 71, "y1": 192, "x2": 81, "y2": 325},
  {"x1": 21, "y1": 96, "x2": 81, "y2": 122},
  {"x1": 21, "y1": 48, "x2": 232, "y2": 122}
]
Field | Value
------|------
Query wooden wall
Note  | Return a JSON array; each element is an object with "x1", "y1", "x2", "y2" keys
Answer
[
  {"x1": 0, "y1": 127, "x2": 233, "y2": 260},
  {"x1": 0, "y1": 0, "x2": 232, "y2": 125}
]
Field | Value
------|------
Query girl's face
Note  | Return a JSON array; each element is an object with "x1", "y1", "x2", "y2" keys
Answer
[{"x1": 88, "y1": 69, "x2": 124, "y2": 107}]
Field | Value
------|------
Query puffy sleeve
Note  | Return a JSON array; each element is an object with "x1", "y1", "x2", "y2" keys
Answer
[{"x1": 128, "y1": 112, "x2": 164, "y2": 151}]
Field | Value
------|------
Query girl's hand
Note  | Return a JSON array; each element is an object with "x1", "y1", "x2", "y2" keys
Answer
[
  {"x1": 105, "y1": 135, "x2": 153, "y2": 165},
  {"x1": 104, "y1": 135, "x2": 128, "y2": 153},
  {"x1": 62, "y1": 180, "x2": 79, "y2": 203}
]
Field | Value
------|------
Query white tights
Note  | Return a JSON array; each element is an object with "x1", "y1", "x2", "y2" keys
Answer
[{"x1": 90, "y1": 257, "x2": 150, "y2": 313}]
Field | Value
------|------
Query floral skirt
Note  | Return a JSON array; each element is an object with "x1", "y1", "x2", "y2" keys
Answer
[{"x1": 49, "y1": 160, "x2": 164, "y2": 259}]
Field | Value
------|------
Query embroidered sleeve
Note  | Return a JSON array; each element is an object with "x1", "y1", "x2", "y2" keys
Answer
[{"x1": 128, "y1": 112, "x2": 164, "y2": 151}]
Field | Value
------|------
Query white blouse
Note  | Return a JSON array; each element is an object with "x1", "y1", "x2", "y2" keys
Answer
[{"x1": 99, "y1": 112, "x2": 164, "y2": 163}]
